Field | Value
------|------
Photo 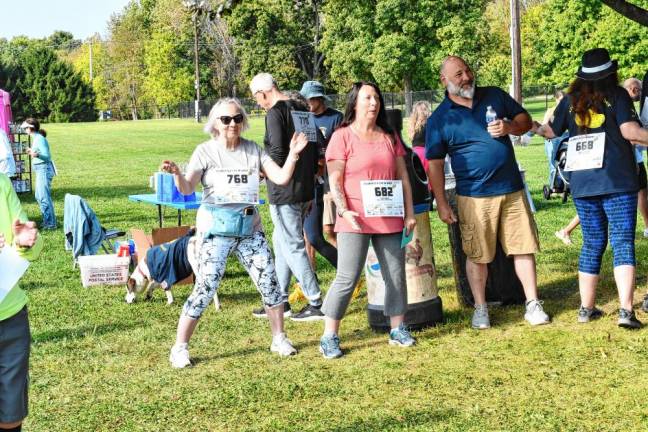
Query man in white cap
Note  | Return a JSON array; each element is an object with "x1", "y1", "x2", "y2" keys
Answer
[{"x1": 249, "y1": 73, "x2": 324, "y2": 321}]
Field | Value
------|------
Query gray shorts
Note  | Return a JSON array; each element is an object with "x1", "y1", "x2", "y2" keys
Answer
[{"x1": 0, "y1": 307, "x2": 30, "y2": 423}]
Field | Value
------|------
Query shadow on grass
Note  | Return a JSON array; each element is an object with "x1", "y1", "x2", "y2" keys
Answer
[
  {"x1": 32, "y1": 322, "x2": 139, "y2": 344},
  {"x1": 213, "y1": 289, "x2": 264, "y2": 304},
  {"x1": 533, "y1": 195, "x2": 573, "y2": 213},
  {"x1": 329, "y1": 407, "x2": 460, "y2": 432},
  {"x1": 191, "y1": 328, "x2": 392, "y2": 365}
]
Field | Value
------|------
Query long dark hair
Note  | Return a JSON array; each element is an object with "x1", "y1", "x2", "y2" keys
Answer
[
  {"x1": 568, "y1": 72, "x2": 618, "y2": 133},
  {"x1": 340, "y1": 81, "x2": 393, "y2": 135}
]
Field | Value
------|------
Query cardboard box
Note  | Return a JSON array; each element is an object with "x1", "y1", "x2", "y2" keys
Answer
[
  {"x1": 130, "y1": 226, "x2": 194, "y2": 285},
  {"x1": 78, "y1": 254, "x2": 130, "y2": 287}
]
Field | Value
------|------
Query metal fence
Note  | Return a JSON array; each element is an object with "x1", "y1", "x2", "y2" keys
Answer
[{"x1": 98, "y1": 84, "x2": 567, "y2": 121}]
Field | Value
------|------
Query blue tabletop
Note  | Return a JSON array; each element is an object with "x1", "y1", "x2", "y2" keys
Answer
[
  {"x1": 129, "y1": 193, "x2": 266, "y2": 209},
  {"x1": 129, "y1": 193, "x2": 202, "y2": 210}
]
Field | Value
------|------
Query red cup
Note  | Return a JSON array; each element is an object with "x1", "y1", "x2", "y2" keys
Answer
[{"x1": 117, "y1": 244, "x2": 130, "y2": 257}]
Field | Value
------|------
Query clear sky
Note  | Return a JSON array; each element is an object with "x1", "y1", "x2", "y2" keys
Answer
[{"x1": 0, "y1": 0, "x2": 133, "y2": 41}]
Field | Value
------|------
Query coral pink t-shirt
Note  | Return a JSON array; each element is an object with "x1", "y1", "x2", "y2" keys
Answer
[{"x1": 325, "y1": 126, "x2": 406, "y2": 234}]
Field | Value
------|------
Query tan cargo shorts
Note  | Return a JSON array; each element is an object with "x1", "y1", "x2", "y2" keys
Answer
[{"x1": 456, "y1": 190, "x2": 539, "y2": 264}]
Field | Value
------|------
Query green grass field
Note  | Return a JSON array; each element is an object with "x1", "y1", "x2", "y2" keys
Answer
[{"x1": 15, "y1": 110, "x2": 648, "y2": 431}]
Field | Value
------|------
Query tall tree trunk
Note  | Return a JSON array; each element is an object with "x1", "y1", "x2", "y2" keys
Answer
[{"x1": 404, "y1": 75, "x2": 413, "y2": 116}]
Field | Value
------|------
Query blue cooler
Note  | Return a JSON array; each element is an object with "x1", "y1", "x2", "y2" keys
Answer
[{"x1": 155, "y1": 172, "x2": 196, "y2": 203}]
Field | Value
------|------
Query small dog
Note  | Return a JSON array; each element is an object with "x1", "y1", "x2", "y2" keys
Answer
[{"x1": 125, "y1": 232, "x2": 220, "y2": 310}]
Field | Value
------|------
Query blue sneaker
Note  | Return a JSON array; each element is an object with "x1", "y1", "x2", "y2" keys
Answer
[
  {"x1": 389, "y1": 324, "x2": 416, "y2": 347},
  {"x1": 319, "y1": 334, "x2": 343, "y2": 359}
]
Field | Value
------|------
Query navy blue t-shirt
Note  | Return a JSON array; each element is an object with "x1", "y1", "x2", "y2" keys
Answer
[
  {"x1": 314, "y1": 107, "x2": 343, "y2": 155},
  {"x1": 314, "y1": 107, "x2": 343, "y2": 192},
  {"x1": 550, "y1": 87, "x2": 639, "y2": 199},
  {"x1": 425, "y1": 86, "x2": 526, "y2": 197}
]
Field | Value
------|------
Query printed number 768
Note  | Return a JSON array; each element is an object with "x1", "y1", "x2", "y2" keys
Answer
[{"x1": 227, "y1": 174, "x2": 248, "y2": 184}]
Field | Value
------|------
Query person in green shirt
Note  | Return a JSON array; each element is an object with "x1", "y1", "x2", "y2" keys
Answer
[{"x1": 0, "y1": 172, "x2": 42, "y2": 431}]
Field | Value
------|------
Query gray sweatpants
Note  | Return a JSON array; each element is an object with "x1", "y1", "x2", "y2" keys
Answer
[{"x1": 322, "y1": 232, "x2": 407, "y2": 320}]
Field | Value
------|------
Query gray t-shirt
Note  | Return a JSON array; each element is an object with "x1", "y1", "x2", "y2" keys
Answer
[{"x1": 187, "y1": 138, "x2": 270, "y2": 233}]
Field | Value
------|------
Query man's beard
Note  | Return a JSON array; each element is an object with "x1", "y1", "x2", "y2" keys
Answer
[{"x1": 448, "y1": 80, "x2": 475, "y2": 99}]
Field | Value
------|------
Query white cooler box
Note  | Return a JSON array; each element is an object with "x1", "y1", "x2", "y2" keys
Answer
[{"x1": 78, "y1": 254, "x2": 130, "y2": 287}]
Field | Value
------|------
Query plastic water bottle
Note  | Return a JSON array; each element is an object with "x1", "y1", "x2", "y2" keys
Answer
[{"x1": 485, "y1": 106, "x2": 497, "y2": 124}]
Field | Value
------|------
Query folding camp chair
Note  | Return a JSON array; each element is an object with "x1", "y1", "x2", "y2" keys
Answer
[{"x1": 63, "y1": 193, "x2": 126, "y2": 267}]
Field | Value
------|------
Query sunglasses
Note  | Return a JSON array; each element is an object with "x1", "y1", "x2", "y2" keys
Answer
[{"x1": 219, "y1": 114, "x2": 244, "y2": 125}]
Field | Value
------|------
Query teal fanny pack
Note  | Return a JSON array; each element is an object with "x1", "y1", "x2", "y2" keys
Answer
[{"x1": 202, "y1": 205, "x2": 256, "y2": 238}]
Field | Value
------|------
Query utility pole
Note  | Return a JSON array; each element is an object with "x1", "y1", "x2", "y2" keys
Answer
[
  {"x1": 184, "y1": 0, "x2": 206, "y2": 123},
  {"x1": 510, "y1": 0, "x2": 522, "y2": 103},
  {"x1": 192, "y1": 17, "x2": 200, "y2": 123}
]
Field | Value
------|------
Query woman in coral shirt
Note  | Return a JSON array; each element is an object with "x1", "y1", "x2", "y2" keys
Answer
[{"x1": 318, "y1": 82, "x2": 417, "y2": 359}]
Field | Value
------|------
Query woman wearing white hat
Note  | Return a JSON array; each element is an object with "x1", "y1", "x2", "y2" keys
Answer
[{"x1": 22, "y1": 118, "x2": 56, "y2": 229}]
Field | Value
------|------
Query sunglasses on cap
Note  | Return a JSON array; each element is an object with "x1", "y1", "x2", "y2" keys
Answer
[{"x1": 219, "y1": 114, "x2": 244, "y2": 125}]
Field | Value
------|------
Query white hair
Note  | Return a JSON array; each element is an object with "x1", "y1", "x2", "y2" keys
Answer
[
  {"x1": 203, "y1": 98, "x2": 249, "y2": 138},
  {"x1": 623, "y1": 77, "x2": 641, "y2": 90},
  {"x1": 249, "y1": 73, "x2": 276, "y2": 94}
]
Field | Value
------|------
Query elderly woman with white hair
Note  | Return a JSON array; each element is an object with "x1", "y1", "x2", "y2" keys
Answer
[{"x1": 161, "y1": 97, "x2": 309, "y2": 368}]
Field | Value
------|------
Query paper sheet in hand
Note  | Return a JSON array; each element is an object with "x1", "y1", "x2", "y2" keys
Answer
[
  {"x1": 291, "y1": 111, "x2": 317, "y2": 142},
  {"x1": 0, "y1": 246, "x2": 30, "y2": 302},
  {"x1": 401, "y1": 227, "x2": 413, "y2": 248}
]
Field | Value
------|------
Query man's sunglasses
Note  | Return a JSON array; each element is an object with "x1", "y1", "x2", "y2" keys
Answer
[{"x1": 219, "y1": 114, "x2": 244, "y2": 125}]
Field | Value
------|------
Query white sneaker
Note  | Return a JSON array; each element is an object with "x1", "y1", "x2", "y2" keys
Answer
[
  {"x1": 643, "y1": 228, "x2": 648, "y2": 238},
  {"x1": 524, "y1": 299, "x2": 550, "y2": 326},
  {"x1": 471, "y1": 304, "x2": 490, "y2": 329},
  {"x1": 270, "y1": 332, "x2": 297, "y2": 356},
  {"x1": 169, "y1": 343, "x2": 192, "y2": 368}
]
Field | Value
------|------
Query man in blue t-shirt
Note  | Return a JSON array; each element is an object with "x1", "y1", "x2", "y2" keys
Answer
[
  {"x1": 300, "y1": 80, "x2": 343, "y2": 267},
  {"x1": 425, "y1": 55, "x2": 550, "y2": 329}
]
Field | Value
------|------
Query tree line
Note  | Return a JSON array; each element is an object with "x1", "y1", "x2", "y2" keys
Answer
[{"x1": 0, "y1": 0, "x2": 646, "y2": 122}]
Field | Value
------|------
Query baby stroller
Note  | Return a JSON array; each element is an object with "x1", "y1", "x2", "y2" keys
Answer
[{"x1": 542, "y1": 135, "x2": 571, "y2": 203}]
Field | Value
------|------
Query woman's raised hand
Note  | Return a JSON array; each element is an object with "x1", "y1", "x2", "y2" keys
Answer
[
  {"x1": 160, "y1": 160, "x2": 180, "y2": 175},
  {"x1": 289, "y1": 132, "x2": 309, "y2": 156}
]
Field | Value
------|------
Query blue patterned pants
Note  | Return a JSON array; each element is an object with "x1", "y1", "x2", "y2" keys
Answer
[
  {"x1": 182, "y1": 231, "x2": 283, "y2": 319},
  {"x1": 573, "y1": 192, "x2": 637, "y2": 275}
]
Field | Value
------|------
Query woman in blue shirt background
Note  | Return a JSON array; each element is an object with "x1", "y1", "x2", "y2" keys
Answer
[{"x1": 22, "y1": 118, "x2": 57, "y2": 229}]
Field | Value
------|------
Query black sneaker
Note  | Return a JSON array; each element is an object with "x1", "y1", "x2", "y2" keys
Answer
[
  {"x1": 252, "y1": 302, "x2": 291, "y2": 319},
  {"x1": 618, "y1": 308, "x2": 642, "y2": 329},
  {"x1": 641, "y1": 294, "x2": 648, "y2": 313},
  {"x1": 577, "y1": 306, "x2": 604, "y2": 323},
  {"x1": 290, "y1": 304, "x2": 325, "y2": 322}
]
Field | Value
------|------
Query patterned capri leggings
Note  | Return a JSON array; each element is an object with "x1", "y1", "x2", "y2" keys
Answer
[
  {"x1": 573, "y1": 192, "x2": 637, "y2": 275},
  {"x1": 182, "y1": 230, "x2": 283, "y2": 319}
]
